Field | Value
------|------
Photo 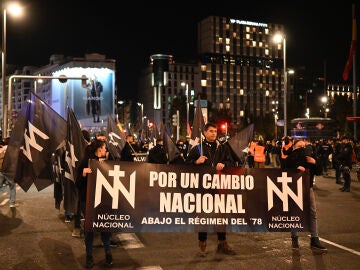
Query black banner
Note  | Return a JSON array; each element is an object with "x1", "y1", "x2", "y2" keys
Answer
[{"x1": 85, "y1": 160, "x2": 310, "y2": 233}]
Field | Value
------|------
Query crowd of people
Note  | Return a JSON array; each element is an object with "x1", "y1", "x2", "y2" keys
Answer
[
  {"x1": 3, "y1": 123, "x2": 356, "y2": 268},
  {"x1": 54, "y1": 125, "x2": 360, "y2": 267},
  {"x1": 247, "y1": 135, "x2": 358, "y2": 192}
]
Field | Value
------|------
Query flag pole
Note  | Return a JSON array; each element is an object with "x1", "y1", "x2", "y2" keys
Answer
[
  {"x1": 198, "y1": 96, "x2": 203, "y2": 156},
  {"x1": 352, "y1": 4, "x2": 357, "y2": 140},
  {"x1": 353, "y1": 49, "x2": 357, "y2": 140}
]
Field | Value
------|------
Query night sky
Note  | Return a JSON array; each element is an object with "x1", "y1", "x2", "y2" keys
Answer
[{"x1": 5, "y1": 1, "x2": 358, "y2": 99}]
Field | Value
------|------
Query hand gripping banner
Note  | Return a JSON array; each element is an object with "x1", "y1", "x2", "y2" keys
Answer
[{"x1": 85, "y1": 160, "x2": 310, "y2": 233}]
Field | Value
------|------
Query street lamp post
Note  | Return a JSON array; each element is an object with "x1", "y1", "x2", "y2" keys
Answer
[
  {"x1": 118, "y1": 100, "x2": 124, "y2": 124},
  {"x1": 1, "y1": 8, "x2": 7, "y2": 137},
  {"x1": 137, "y1": 102, "x2": 143, "y2": 130},
  {"x1": 2, "y1": 2, "x2": 23, "y2": 138},
  {"x1": 274, "y1": 33, "x2": 287, "y2": 137},
  {"x1": 181, "y1": 82, "x2": 189, "y2": 138},
  {"x1": 272, "y1": 100, "x2": 279, "y2": 139}
]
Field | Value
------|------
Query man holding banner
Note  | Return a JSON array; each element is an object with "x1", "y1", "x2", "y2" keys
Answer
[
  {"x1": 186, "y1": 122, "x2": 236, "y2": 256},
  {"x1": 284, "y1": 139, "x2": 327, "y2": 253}
]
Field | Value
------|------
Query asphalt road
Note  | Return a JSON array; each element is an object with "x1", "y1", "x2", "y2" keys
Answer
[{"x1": 0, "y1": 169, "x2": 359, "y2": 270}]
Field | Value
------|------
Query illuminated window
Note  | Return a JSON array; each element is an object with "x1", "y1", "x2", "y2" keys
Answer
[
  {"x1": 265, "y1": 49, "x2": 269, "y2": 55},
  {"x1": 201, "y1": 65, "x2": 206, "y2": 71},
  {"x1": 226, "y1": 38, "x2": 230, "y2": 44},
  {"x1": 226, "y1": 45, "x2": 230, "y2": 52},
  {"x1": 246, "y1": 33, "x2": 250, "y2": 39},
  {"x1": 219, "y1": 37, "x2": 223, "y2": 44},
  {"x1": 201, "y1": 80, "x2": 207, "y2": 87}
]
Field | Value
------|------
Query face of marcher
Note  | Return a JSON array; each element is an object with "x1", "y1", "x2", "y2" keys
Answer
[
  {"x1": 96, "y1": 135, "x2": 106, "y2": 142},
  {"x1": 96, "y1": 145, "x2": 107, "y2": 157},
  {"x1": 204, "y1": 127, "x2": 217, "y2": 142}
]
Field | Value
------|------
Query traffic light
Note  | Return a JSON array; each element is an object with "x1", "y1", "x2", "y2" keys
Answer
[
  {"x1": 172, "y1": 114, "x2": 178, "y2": 126},
  {"x1": 220, "y1": 123, "x2": 227, "y2": 131}
]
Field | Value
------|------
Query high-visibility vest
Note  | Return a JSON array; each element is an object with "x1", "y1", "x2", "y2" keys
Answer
[
  {"x1": 254, "y1": 145, "x2": 266, "y2": 163},
  {"x1": 249, "y1": 141, "x2": 257, "y2": 156}
]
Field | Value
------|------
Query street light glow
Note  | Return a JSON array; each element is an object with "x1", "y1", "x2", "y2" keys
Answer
[
  {"x1": 273, "y1": 32, "x2": 287, "y2": 136},
  {"x1": 2, "y1": 1, "x2": 24, "y2": 137},
  {"x1": 6, "y1": 3, "x2": 23, "y2": 17}
]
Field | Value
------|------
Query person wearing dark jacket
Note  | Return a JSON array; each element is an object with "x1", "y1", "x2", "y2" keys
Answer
[
  {"x1": 284, "y1": 139, "x2": 327, "y2": 253},
  {"x1": 186, "y1": 122, "x2": 235, "y2": 257},
  {"x1": 121, "y1": 135, "x2": 135, "y2": 161},
  {"x1": 336, "y1": 136, "x2": 353, "y2": 192},
  {"x1": 148, "y1": 139, "x2": 168, "y2": 164},
  {"x1": 76, "y1": 139, "x2": 113, "y2": 268}
]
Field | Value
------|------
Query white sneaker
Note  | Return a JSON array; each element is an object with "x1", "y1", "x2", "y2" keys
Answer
[{"x1": 72, "y1": 228, "x2": 81, "y2": 238}]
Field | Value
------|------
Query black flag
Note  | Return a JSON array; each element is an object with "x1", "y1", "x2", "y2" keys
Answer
[
  {"x1": 106, "y1": 114, "x2": 126, "y2": 160},
  {"x1": 2, "y1": 92, "x2": 67, "y2": 191},
  {"x1": 228, "y1": 124, "x2": 254, "y2": 164},
  {"x1": 161, "y1": 124, "x2": 181, "y2": 163},
  {"x1": 188, "y1": 96, "x2": 206, "y2": 155},
  {"x1": 64, "y1": 107, "x2": 88, "y2": 183},
  {"x1": 62, "y1": 107, "x2": 88, "y2": 213}
]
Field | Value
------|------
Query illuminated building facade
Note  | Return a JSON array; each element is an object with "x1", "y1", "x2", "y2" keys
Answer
[
  {"x1": 10, "y1": 53, "x2": 116, "y2": 132},
  {"x1": 197, "y1": 16, "x2": 286, "y2": 124},
  {"x1": 139, "y1": 55, "x2": 200, "y2": 128}
]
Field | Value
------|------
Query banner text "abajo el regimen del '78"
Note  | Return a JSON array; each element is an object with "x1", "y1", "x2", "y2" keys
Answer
[{"x1": 85, "y1": 160, "x2": 310, "y2": 233}]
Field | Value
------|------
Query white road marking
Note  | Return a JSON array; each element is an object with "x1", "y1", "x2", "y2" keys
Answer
[
  {"x1": 137, "y1": 266, "x2": 163, "y2": 270},
  {"x1": 115, "y1": 233, "x2": 145, "y2": 249},
  {"x1": 0, "y1": 198, "x2": 9, "y2": 206},
  {"x1": 319, "y1": 237, "x2": 360, "y2": 256}
]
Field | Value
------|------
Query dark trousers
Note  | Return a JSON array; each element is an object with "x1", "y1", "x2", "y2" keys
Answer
[
  {"x1": 342, "y1": 166, "x2": 351, "y2": 189},
  {"x1": 198, "y1": 232, "x2": 226, "y2": 242},
  {"x1": 80, "y1": 199, "x2": 112, "y2": 256},
  {"x1": 334, "y1": 163, "x2": 342, "y2": 182},
  {"x1": 85, "y1": 231, "x2": 112, "y2": 256}
]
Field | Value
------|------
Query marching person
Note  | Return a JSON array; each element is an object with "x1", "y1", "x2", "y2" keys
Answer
[
  {"x1": 76, "y1": 139, "x2": 113, "y2": 268},
  {"x1": 0, "y1": 138, "x2": 17, "y2": 208},
  {"x1": 284, "y1": 139, "x2": 327, "y2": 253},
  {"x1": 186, "y1": 122, "x2": 235, "y2": 256},
  {"x1": 121, "y1": 135, "x2": 135, "y2": 161},
  {"x1": 148, "y1": 138, "x2": 168, "y2": 164},
  {"x1": 337, "y1": 136, "x2": 353, "y2": 192}
]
